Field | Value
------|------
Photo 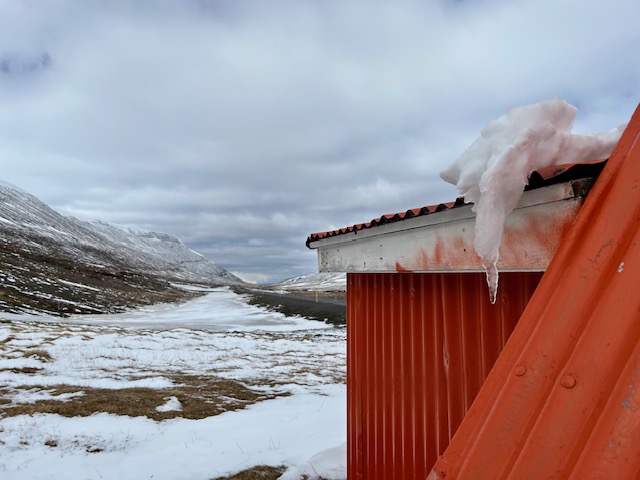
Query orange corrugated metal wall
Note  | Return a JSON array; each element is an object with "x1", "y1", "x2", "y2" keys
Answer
[{"x1": 346, "y1": 271, "x2": 542, "y2": 480}]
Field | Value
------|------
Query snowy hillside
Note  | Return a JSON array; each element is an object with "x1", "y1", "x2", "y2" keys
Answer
[
  {"x1": 81, "y1": 219, "x2": 240, "y2": 284},
  {"x1": 0, "y1": 180, "x2": 242, "y2": 316},
  {"x1": 272, "y1": 272, "x2": 346, "y2": 292}
]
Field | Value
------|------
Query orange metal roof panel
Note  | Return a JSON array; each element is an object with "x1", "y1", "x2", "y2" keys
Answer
[{"x1": 428, "y1": 103, "x2": 640, "y2": 479}]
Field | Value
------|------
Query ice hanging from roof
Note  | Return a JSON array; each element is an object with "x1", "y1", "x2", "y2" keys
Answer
[{"x1": 441, "y1": 98, "x2": 624, "y2": 303}]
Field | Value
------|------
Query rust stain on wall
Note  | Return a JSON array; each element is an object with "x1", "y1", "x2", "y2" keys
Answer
[{"x1": 395, "y1": 204, "x2": 578, "y2": 273}]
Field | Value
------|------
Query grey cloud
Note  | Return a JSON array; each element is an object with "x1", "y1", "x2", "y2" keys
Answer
[
  {"x1": 0, "y1": 0, "x2": 638, "y2": 283},
  {"x1": 0, "y1": 51, "x2": 51, "y2": 76}
]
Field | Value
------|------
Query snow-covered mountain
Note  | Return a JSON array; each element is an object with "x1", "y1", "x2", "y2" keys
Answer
[
  {"x1": 272, "y1": 272, "x2": 346, "y2": 292},
  {"x1": 0, "y1": 180, "x2": 242, "y2": 316}
]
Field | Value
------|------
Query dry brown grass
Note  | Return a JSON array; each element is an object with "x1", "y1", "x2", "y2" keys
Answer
[
  {"x1": 0, "y1": 375, "x2": 286, "y2": 421},
  {"x1": 210, "y1": 465, "x2": 287, "y2": 480},
  {"x1": 0, "y1": 367, "x2": 43, "y2": 374},
  {"x1": 21, "y1": 349, "x2": 53, "y2": 362},
  {"x1": 210, "y1": 466, "x2": 324, "y2": 480},
  {"x1": 0, "y1": 334, "x2": 16, "y2": 344},
  {"x1": 0, "y1": 389, "x2": 11, "y2": 406}
]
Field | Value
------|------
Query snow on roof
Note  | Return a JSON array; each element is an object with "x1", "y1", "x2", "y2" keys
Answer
[
  {"x1": 305, "y1": 160, "x2": 605, "y2": 246},
  {"x1": 308, "y1": 98, "x2": 624, "y2": 303},
  {"x1": 441, "y1": 98, "x2": 624, "y2": 302}
]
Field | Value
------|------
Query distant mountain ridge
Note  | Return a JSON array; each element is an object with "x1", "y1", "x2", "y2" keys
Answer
[
  {"x1": 0, "y1": 180, "x2": 242, "y2": 316},
  {"x1": 272, "y1": 272, "x2": 346, "y2": 292}
]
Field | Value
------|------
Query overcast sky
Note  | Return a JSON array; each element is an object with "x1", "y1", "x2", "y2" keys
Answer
[{"x1": 1, "y1": 0, "x2": 638, "y2": 283}]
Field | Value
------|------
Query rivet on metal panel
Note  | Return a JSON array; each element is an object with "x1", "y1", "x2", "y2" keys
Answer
[
  {"x1": 514, "y1": 365, "x2": 527, "y2": 376},
  {"x1": 430, "y1": 464, "x2": 447, "y2": 479},
  {"x1": 560, "y1": 373, "x2": 577, "y2": 389}
]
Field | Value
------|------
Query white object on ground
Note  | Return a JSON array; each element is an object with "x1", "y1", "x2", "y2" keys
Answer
[
  {"x1": 278, "y1": 442, "x2": 347, "y2": 479},
  {"x1": 155, "y1": 396, "x2": 183, "y2": 412}
]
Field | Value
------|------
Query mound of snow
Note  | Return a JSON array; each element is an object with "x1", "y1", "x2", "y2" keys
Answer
[
  {"x1": 279, "y1": 442, "x2": 346, "y2": 479},
  {"x1": 156, "y1": 396, "x2": 183, "y2": 413},
  {"x1": 441, "y1": 98, "x2": 624, "y2": 303}
]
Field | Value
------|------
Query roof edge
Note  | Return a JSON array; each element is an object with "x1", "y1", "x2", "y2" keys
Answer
[{"x1": 306, "y1": 160, "x2": 606, "y2": 249}]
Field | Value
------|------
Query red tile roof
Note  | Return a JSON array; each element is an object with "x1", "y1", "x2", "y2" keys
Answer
[{"x1": 306, "y1": 160, "x2": 607, "y2": 248}]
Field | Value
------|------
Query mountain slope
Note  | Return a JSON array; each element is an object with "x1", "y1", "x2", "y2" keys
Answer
[
  {"x1": 0, "y1": 180, "x2": 242, "y2": 316},
  {"x1": 271, "y1": 272, "x2": 346, "y2": 292}
]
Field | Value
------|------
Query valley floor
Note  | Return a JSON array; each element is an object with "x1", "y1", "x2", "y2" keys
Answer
[{"x1": 0, "y1": 287, "x2": 346, "y2": 480}]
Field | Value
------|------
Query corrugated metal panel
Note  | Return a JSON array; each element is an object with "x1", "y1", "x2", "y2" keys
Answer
[
  {"x1": 347, "y1": 271, "x2": 542, "y2": 480},
  {"x1": 428, "y1": 103, "x2": 640, "y2": 479}
]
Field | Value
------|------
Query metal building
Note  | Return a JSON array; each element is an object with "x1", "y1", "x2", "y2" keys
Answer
[{"x1": 306, "y1": 104, "x2": 640, "y2": 479}]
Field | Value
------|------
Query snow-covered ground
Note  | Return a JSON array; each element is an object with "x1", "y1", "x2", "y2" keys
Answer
[{"x1": 0, "y1": 287, "x2": 347, "y2": 479}]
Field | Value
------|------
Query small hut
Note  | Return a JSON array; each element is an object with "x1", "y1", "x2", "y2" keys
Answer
[{"x1": 306, "y1": 104, "x2": 640, "y2": 479}]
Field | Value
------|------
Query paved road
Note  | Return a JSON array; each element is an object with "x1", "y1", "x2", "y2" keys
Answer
[{"x1": 233, "y1": 286, "x2": 346, "y2": 326}]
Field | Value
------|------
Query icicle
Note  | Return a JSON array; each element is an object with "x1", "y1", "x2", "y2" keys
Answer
[{"x1": 484, "y1": 261, "x2": 499, "y2": 304}]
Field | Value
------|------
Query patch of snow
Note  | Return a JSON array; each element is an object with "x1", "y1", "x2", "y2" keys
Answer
[
  {"x1": 58, "y1": 280, "x2": 101, "y2": 292},
  {"x1": 2, "y1": 387, "x2": 85, "y2": 405},
  {"x1": 156, "y1": 396, "x2": 183, "y2": 412},
  {"x1": 0, "y1": 390, "x2": 345, "y2": 480},
  {"x1": 441, "y1": 98, "x2": 624, "y2": 302},
  {"x1": 0, "y1": 290, "x2": 346, "y2": 479},
  {"x1": 279, "y1": 442, "x2": 346, "y2": 479},
  {"x1": 63, "y1": 286, "x2": 331, "y2": 331}
]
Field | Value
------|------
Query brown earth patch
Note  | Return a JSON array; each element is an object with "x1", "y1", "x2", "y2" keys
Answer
[
  {"x1": 0, "y1": 375, "x2": 284, "y2": 420},
  {"x1": 210, "y1": 465, "x2": 287, "y2": 480},
  {"x1": 0, "y1": 367, "x2": 43, "y2": 374},
  {"x1": 21, "y1": 349, "x2": 53, "y2": 362}
]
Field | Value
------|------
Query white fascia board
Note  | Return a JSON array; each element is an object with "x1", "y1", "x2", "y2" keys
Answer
[{"x1": 309, "y1": 181, "x2": 588, "y2": 273}]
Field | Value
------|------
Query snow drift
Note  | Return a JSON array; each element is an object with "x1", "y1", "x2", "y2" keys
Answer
[{"x1": 441, "y1": 98, "x2": 624, "y2": 303}]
